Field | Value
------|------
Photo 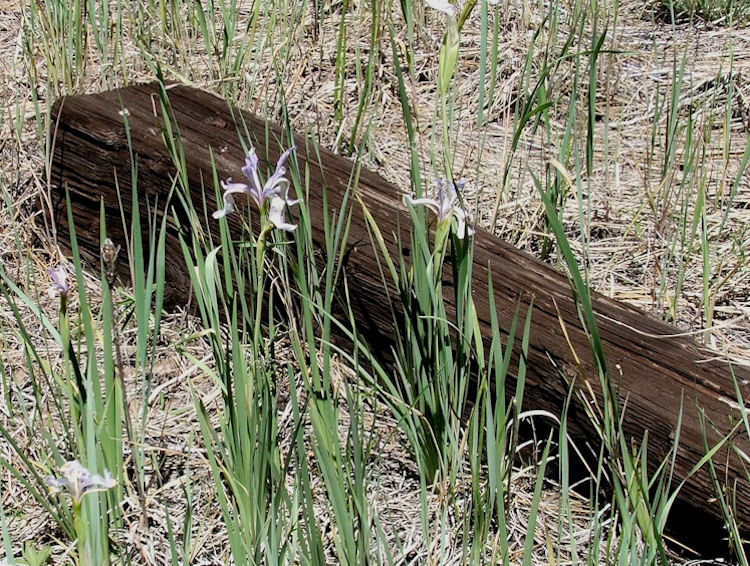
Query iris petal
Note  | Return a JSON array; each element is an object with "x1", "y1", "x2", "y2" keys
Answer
[{"x1": 268, "y1": 196, "x2": 297, "y2": 232}]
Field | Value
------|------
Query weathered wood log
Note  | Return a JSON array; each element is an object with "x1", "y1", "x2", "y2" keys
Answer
[{"x1": 48, "y1": 83, "x2": 750, "y2": 535}]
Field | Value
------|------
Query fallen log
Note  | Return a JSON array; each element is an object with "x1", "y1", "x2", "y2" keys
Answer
[{"x1": 48, "y1": 83, "x2": 750, "y2": 537}]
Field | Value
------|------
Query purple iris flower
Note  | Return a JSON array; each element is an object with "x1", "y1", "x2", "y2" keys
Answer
[
  {"x1": 403, "y1": 178, "x2": 474, "y2": 239},
  {"x1": 45, "y1": 460, "x2": 116, "y2": 505},
  {"x1": 49, "y1": 265, "x2": 70, "y2": 296},
  {"x1": 213, "y1": 145, "x2": 296, "y2": 219}
]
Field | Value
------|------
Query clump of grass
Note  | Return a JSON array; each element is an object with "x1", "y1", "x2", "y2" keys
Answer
[
  {"x1": 0, "y1": 86, "x2": 173, "y2": 562},
  {"x1": 283, "y1": 136, "x2": 387, "y2": 564},
  {"x1": 362, "y1": 176, "x2": 477, "y2": 486},
  {"x1": 0, "y1": 191, "x2": 168, "y2": 563},
  {"x1": 163, "y1": 89, "x2": 297, "y2": 560},
  {"x1": 658, "y1": 0, "x2": 750, "y2": 26}
]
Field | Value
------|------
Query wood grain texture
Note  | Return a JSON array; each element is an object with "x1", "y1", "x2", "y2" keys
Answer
[{"x1": 48, "y1": 83, "x2": 750, "y2": 529}]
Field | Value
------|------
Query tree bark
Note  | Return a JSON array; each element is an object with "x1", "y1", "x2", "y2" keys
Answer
[{"x1": 48, "y1": 83, "x2": 750, "y2": 534}]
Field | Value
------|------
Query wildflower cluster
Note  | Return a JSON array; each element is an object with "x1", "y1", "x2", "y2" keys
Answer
[{"x1": 214, "y1": 145, "x2": 299, "y2": 232}]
